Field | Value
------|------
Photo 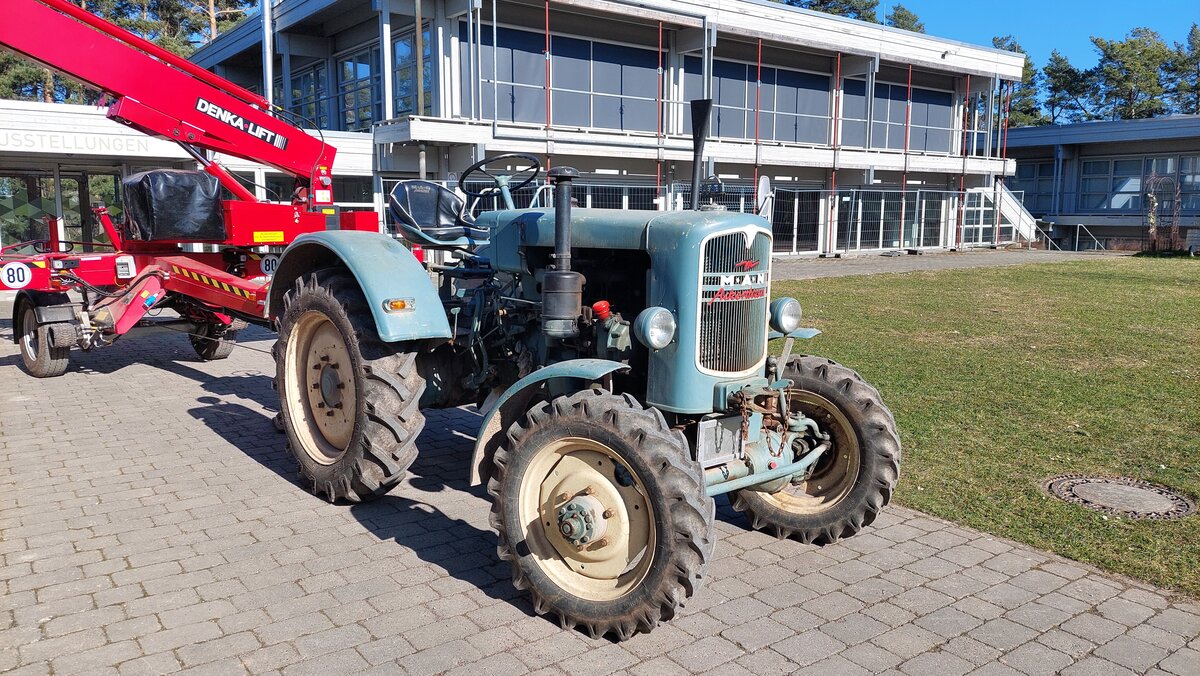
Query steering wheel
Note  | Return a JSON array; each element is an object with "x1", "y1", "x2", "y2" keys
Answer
[{"x1": 458, "y1": 152, "x2": 542, "y2": 198}]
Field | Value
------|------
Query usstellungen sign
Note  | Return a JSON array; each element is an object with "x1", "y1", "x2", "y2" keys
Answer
[{"x1": 0, "y1": 130, "x2": 179, "y2": 157}]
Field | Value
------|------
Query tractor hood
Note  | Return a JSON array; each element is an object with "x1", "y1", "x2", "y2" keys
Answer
[{"x1": 479, "y1": 207, "x2": 770, "y2": 275}]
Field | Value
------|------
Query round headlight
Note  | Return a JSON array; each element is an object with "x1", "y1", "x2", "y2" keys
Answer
[
  {"x1": 770, "y1": 297, "x2": 802, "y2": 334},
  {"x1": 633, "y1": 307, "x2": 676, "y2": 350}
]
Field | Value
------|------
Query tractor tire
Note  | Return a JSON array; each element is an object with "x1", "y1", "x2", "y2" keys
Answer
[
  {"x1": 190, "y1": 322, "x2": 239, "y2": 361},
  {"x1": 17, "y1": 303, "x2": 70, "y2": 378},
  {"x1": 490, "y1": 389, "x2": 714, "y2": 640},
  {"x1": 732, "y1": 356, "x2": 900, "y2": 545},
  {"x1": 274, "y1": 269, "x2": 425, "y2": 502}
]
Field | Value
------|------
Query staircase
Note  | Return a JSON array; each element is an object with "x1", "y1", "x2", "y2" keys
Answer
[{"x1": 995, "y1": 182, "x2": 1039, "y2": 244}]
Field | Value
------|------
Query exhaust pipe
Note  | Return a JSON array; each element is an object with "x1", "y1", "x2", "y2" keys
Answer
[
  {"x1": 543, "y1": 166, "x2": 585, "y2": 339},
  {"x1": 690, "y1": 99, "x2": 713, "y2": 211}
]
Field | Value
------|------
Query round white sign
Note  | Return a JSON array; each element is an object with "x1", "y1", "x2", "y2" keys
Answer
[
  {"x1": 260, "y1": 254, "x2": 279, "y2": 277},
  {"x1": 1, "y1": 262, "x2": 32, "y2": 289}
]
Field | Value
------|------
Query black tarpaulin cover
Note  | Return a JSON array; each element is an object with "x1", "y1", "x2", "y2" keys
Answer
[{"x1": 122, "y1": 170, "x2": 225, "y2": 241}]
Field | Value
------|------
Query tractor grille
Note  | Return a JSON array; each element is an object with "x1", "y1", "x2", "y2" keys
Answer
[{"x1": 697, "y1": 231, "x2": 772, "y2": 373}]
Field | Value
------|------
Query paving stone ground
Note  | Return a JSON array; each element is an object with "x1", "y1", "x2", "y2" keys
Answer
[{"x1": 2, "y1": 308, "x2": 1197, "y2": 675}]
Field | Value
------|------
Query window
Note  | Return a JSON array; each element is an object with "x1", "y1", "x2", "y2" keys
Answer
[
  {"x1": 864, "y1": 82, "x2": 953, "y2": 154},
  {"x1": 1076, "y1": 155, "x2": 1200, "y2": 213},
  {"x1": 290, "y1": 63, "x2": 332, "y2": 129},
  {"x1": 689, "y1": 58, "x2": 830, "y2": 144},
  {"x1": 394, "y1": 28, "x2": 432, "y2": 117},
  {"x1": 337, "y1": 45, "x2": 382, "y2": 131},
  {"x1": 1011, "y1": 160, "x2": 1055, "y2": 214}
]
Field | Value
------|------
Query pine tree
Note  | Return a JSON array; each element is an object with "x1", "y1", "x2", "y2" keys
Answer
[
  {"x1": 782, "y1": 0, "x2": 880, "y2": 23},
  {"x1": 885, "y1": 4, "x2": 924, "y2": 33},
  {"x1": 991, "y1": 36, "x2": 1045, "y2": 127},
  {"x1": 1043, "y1": 50, "x2": 1098, "y2": 124},
  {"x1": 1091, "y1": 27, "x2": 1172, "y2": 120},
  {"x1": 1167, "y1": 23, "x2": 1200, "y2": 114}
]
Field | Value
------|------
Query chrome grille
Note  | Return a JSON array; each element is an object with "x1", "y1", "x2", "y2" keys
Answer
[{"x1": 698, "y1": 231, "x2": 772, "y2": 373}]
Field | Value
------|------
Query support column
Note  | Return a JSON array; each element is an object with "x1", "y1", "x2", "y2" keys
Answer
[
  {"x1": 380, "y1": 0, "x2": 395, "y2": 121},
  {"x1": 278, "y1": 33, "x2": 294, "y2": 112}
]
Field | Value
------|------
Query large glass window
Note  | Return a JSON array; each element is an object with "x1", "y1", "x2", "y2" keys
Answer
[
  {"x1": 290, "y1": 63, "x2": 331, "y2": 129},
  {"x1": 1011, "y1": 160, "x2": 1055, "y2": 214},
  {"x1": 393, "y1": 28, "x2": 432, "y2": 117},
  {"x1": 686, "y1": 57, "x2": 830, "y2": 143},
  {"x1": 337, "y1": 45, "x2": 382, "y2": 131},
  {"x1": 1077, "y1": 155, "x2": 1200, "y2": 212}
]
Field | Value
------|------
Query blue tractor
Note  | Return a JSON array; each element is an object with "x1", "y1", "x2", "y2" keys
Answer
[{"x1": 268, "y1": 102, "x2": 900, "y2": 640}]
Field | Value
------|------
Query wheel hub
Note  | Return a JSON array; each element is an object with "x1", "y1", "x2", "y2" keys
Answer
[
  {"x1": 557, "y1": 494, "x2": 608, "y2": 547},
  {"x1": 318, "y1": 363, "x2": 343, "y2": 408}
]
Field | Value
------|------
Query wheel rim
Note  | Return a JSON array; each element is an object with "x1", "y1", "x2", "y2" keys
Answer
[
  {"x1": 283, "y1": 311, "x2": 357, "y2": 465},
  {"x1": 21, "y1": 306, "x2": 39, "y2": 361},
  {"x1": 759, "y1": 391, "x2": 861, "y2": 514},
  {"x1": 518, "y1": 436, "x2": 655, "y2": 602}
]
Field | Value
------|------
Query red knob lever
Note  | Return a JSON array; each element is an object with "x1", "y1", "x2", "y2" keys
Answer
[{"x1": 591, "y1": 300, "x2": 611, "y2": 321}]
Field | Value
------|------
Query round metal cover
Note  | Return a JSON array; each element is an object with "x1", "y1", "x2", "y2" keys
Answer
[{"x1": 1044, "y1": 475, "x2": 1195, "y2": 520}]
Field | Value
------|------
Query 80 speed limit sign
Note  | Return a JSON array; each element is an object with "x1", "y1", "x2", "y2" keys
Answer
[{"x1": 1, "y1": 262, "x2": 31, "y2": 289}]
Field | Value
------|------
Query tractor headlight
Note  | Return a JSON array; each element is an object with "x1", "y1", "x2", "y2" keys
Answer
[
  {"x1": 633, "y1": 307, "x2": 676, "y2": 350},
  {"x1": 770, "y1": 297, "x2": 802, "y2": 334}
]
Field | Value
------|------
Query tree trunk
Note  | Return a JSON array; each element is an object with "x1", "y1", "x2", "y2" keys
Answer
[
  {"x1": 208, "y1": 0, "x2": 218, "y2": 41},
  {"x1": 41, "y1": 69, "x2": 54, "y2": 103}
]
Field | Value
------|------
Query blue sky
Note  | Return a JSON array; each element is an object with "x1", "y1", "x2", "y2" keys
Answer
[{"x1": 898, "y1": 0, "x2": 1198, "y2": 69}]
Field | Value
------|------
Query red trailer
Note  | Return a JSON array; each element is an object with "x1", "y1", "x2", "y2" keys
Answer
[{"x1": 0, "y1": 0, "x2": 379, "y2": 376}]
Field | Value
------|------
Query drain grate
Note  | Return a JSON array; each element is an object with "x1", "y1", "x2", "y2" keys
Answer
[{"x1": 1044, "y1": 475, "x2": 1196, "y2": 520}]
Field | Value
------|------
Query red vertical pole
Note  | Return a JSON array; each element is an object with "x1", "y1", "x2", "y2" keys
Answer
[
  {"x1": 656, "y1": 20, "x2": 663, "y2": 208},
  {"x1": 828, "y1": 53, "x2": 842, "y2": 253},
  {"x1": 899, "y1": 63, "x2": 912, "y2": 249},
  {"x1": 956, "y1": 74, "x2": 971, "y2": 249},
  {"x1": 544, "y1": 0, "x2": 551, "y2": 170},
  {"x1": 753, "y1": 38, "x2": 762, "y2": 208}
]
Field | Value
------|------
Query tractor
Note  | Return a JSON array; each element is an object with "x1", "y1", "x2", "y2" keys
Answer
[{"x1": 269, "y1": 102, "x2": 901, "y2": 640}]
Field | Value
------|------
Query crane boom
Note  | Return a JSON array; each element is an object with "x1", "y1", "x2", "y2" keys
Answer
[{"x1": 0, "y1": 0, "x2": 337, "y2": 204}]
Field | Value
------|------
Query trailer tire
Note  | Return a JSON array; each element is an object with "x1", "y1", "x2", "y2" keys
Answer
[
  {"x1": 190, "y1": 322, "x2": 238, "y2": 361},
  {"x1": 17, "y1": 303, "x2": 70, "y2": 378},
  {"x1": 274, "y1": 269, "x2": 426, "y2": 502},
  {"x1": 732, "y1": 356, "x2": 900, "y2": 545},
  {"x1": 490, "y1": 390, "x2": 714, "y2": 640}
]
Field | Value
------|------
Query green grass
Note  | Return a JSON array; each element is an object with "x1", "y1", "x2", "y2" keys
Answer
[{"x1": 774, "y1": 257, "x2": 1200, "y2": 597}]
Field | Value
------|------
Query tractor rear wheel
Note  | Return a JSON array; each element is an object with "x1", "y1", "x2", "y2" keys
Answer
[
  {"x1": 732, "y1": 356, "x2": 900, "y2": 545},
  {"x1": 18, "y1": 303, "x2": 70, "y2": 378},
  {"x1": 490, "y1": 390, "x2": 714, "y2": 640},
  {"x1": 274, "y1": 269, "x2": 426, "y2": 502},
  {"x1": 190, "y1": 320, "x2": 242, "y2": 361}
]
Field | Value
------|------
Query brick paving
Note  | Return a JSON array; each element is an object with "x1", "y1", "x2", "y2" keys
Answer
[{"x1": 2, "y1": 318, "x2": 1198, "y2": 676}]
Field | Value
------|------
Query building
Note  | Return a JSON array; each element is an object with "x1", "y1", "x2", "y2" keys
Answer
[
  {"x1": 1006, "y1": 116, "x2": 1200, "y2": 250},
  {"x1": 1, "y1": 0, "x2": 1031, "y2": 255}
]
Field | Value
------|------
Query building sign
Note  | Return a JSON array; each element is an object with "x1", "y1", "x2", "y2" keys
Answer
[{"x1": 0, "y1": 130, "x2": 170, "y2": 157}]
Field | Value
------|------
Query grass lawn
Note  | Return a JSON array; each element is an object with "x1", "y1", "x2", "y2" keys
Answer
[{"x1": 774, "y1": 256, "x2": 1200, "y2": 597}]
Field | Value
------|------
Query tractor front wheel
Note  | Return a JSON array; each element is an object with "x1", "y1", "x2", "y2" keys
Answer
[
  {"x1": 732, "y1": 356, "x2": 900, "y2": 545},
  {"x1": 274, "y1": 270, "x2": 426, "y2": 502},
  {"x1": 18, "y1": 303, "x2": 70, "y2": 378},
  {"x1": 490, "y1": 390, "x2": 714, "y2": 640}
]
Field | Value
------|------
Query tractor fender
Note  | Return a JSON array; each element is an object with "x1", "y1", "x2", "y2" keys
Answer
[
  {"x1": 268, "y1": 231, "x2": 451, "y2": 343},
  {"x1": 469, "y1": 359, "x2": 630, "y2": 487}
]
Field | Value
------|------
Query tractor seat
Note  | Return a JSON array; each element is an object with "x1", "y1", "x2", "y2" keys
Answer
[{"x1": 388, "y1": 180, "x2": 490, "y2": 248}]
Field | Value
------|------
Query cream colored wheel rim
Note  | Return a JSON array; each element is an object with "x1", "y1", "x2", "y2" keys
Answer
[
  {"x1": 518, "y1": 437, "x2": 655, "y2": 602},
  {"x1": 21, "y1": 307, "x2": 39, "y2": 361},
  {"x1": 283, "y1": 311, "x2": 357, "y2": 466},
  {"x1": 760, "y1": 391, "x2": 861, "y2": 514}
]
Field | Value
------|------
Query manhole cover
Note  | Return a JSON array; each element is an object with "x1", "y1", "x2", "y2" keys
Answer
[{"x1": 1044, "y1": 475, "x2": 1195, "y2": 520}]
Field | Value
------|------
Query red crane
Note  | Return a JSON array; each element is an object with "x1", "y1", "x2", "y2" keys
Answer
[{"x1": 0, "y1": 0, "x2": 379, "y2": 377}]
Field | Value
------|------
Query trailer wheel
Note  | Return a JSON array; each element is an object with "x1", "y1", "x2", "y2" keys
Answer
[
  {"x1": 17, "y1": 303, "x2": 69, "y2": 378},
  {"x1": 274, "y1": 269, "x2": 426, "y2": 502},
  {"x1": 732, "y1": 356, "x2": 900, "y2": 545},
  {"x1": 490, "y1": 390, "x2": 714, "y2": 640},
  {"x1": 190, "y1": 322, "x2": 238, "y2": 361}
]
